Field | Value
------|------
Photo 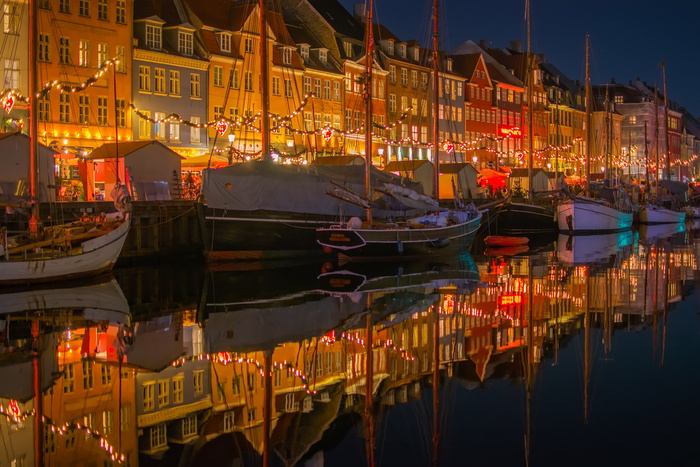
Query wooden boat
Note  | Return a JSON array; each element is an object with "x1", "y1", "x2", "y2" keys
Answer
[
  {"x1": 639, "y1": 204, "x2": 686, "y2": 224},
  {"x1": 484, "y1": 235, "x2": 529, "y2": 247},
  {"x1": 315, "y1": 0, "x2": 481, "y2": 258}
]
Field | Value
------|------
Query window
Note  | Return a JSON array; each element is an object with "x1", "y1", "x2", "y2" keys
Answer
[
  {"x1": 138, "y1": 111, "x2": 151, "y2": 139},
  {"x1": 244, "y1": 37, "x2": 253, "y2": 53},
  {"x1": 97, "y1": 42, "x2": 107, "y2": 67},
  {"x1": 79, "y1": 0, "x2": 89, "y2": 17},
  {"x1": 400, "y1": 68, "x2": 407, "y2": 86},
  {"x1": 38, "y1": 34, "x2": 50, "y2": 62},
  {"x1": 304, "y1": 112, "x2": 312, "y2": 131},
  {"x1": 244, "y1": 71, "x2": 253, "y2": 91},
  {"x1": 299, "y1": 44, "x2": 309, "y2": 60},
  {"x1": 411, "y1": 70, "x2": 418, "y2": 88},
  {"x1": 318, "y1": 49, "x2": 327, "y2": 63},
  {"x1": 323, "y1": 80, "x2": 331, "y2": 100},
  {"x1": 82, "y1": 360, "x2": 94, "y2": 389},
  {"x1": 193, "y1": 370, "x2": 204, "y2": 394},
  {"x1": 120, "y1": 405, "x2": 130, "y2": 431},
  {"x1": 303, "y1": 76, "x2": 311, "y2": 95},
  {"x1": 178, "y1": 31, "x2": 193, "y2": 55},
  {"x1": 59, "y1": 0, "x2": 70, "y2": 13},
  {"x1": 102, "y1": 410, "x2": 113, "y2": 434},
  {"x1": 314, "y1": 78, "x2": 321, "y2": 97},
  {"x1": 38, "y1": 96, "x2": 50, "y2": 122},
  {"x1": 344, "y1": 40, "x2": 353, "y2": 57},
  {"x1": 389, "y1": 65, "x2": 396, "y2": 84},
  {"x1": 213, "y1": 106, "x2": 223, "y2": 120},
  {"x1": 63, "y1": 363, "x2": 75, "y2": 393},
  {"x1": 115, "y1": 45, "x2": 125, "y2": 72},
  {"x1": 247, "y1": 408, "x2": 256, "y2": 422},
  {"x1": 190, "y1": 73, "x2": 200, "y2": 98},
  {"x1": 38, "y1": 0, "x2": 50, "y2": 8},
  {"x1": 281, "y1": 47, "x2": 292, "y2": 65},
  {"x1": 399, "y1": 43, "x2": 406, "y2": 58},
  {"x1": 154, "y1": 112, "x2": 165, "y2": 139},
  {"x1": 97, "y1": 96, "x2": 108, "y2": 125},
  {"x1": 59, "y1": 37, "x2": 71, "y2": 65},
  {"x1": 3, "y1": 59, "x2": 19, "y2": 89},
  {"x1": 169, "y1": 70, "x2": 180, "y2": 95},
  {"x1": 3, "y1": 3, "x2": 20, "y2": 34},
  {"x1": 272, "y1": 76, "x2": 280, "y2": 95},
  {"x1": 401, "y1": 95, "x2": 408, "y2": 111},
  {"x1": 190, "y1": 116, "x2": 200, "y2": 143},
  {"x1": 389, "y1": 94, "x2": 396, "y2": 113},
  {"x1": 154, "y1": 68, "x2": 165, "y2": 93},
  {"x1": 150, "y1": 424, "x2": 166, "y2": 449},
  {"x1": 78, "y1": 40, "x2": 90, "y2": 67},
  {"x1": 183, "y1": 414, "x2": 197, "y2": 437},
  {"x1": 173, "y1": 376, "x2": 184, "y2": 403},
  {"x1": 145, "y1": 24, "x2": 161, "y2": 49},
  {"x1": 116, "y1": 98, "x2": 125, "y2": 127},
  {"x1": 157, "y1": 380, "x2": 169, "y2": 407},
  {"x1": 139, "y1": 65, "x2": 151, "y2": 91},
  {"x1": 115, "y1": 0, "x2": 126, "y2": 24},
  {"x1": 421, "y1": 72, "x2": 428, "y2": 90},
  {"x1": 333, "y1": 81, "x2": 340, "y2": 101},
  {"x1": 218, "y1": 33, "x2": 231, "y2": 53},
  {"x1": 284, "y1": 79, "x2": 292, "y2": 98},
  {"x1": 169, "y1": 122, "x2": 180, "y2": 141},
  {"x1": 223, "y1": 411, "x2": 235, "y2": 433},
  {"x1": 97, "y1": 0, "x2": 107, "y2": 20}
]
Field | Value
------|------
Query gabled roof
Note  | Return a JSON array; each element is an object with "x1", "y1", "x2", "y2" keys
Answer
[
  {"x1": 306, "y1": 0, "x2": 364, "y2": 41},
  {"x1": 86, "y1": 141, "x2": 185, "y2": 160},
  {"x1": 449, "y1": 53, "x2": 481, "y2": 81},
  {"x1": 287, "y1": 24, "x2": 343, "y2": 74},
  {"x1": 134, "y1": 0, "x2": 183, "y2": 26},
  {"x1": 452, "y1": 40, "x2": 522, "y2": 88},
  {"x1": 182, "y1": 0, "x2": 254, "y2": 32}
]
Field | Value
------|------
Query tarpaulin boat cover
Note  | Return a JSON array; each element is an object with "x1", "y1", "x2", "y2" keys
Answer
[{"x1": 202, "y1": 161, "x2": 424, "y2": 216}]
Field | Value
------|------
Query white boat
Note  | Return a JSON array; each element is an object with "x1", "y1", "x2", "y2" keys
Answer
[
  {"x1": 557, "y1": 195, "x2": 633, "y2": 233},
  {"x1": 0, "y1": 212, "x2": 130, "y2": 285},
  {"x1": 639, "y1": 204, "x2": 686, "y2": 224}
]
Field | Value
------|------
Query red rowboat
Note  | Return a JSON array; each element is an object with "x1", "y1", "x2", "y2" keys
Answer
[{"x1": 484, "y1": 236, "x2": 529, "y2": 247}]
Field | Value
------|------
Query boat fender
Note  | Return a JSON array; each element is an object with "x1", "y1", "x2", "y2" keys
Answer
[
  {"x1": 397, "y1": 240, "x2": 403, "y2": 254},
  {"x1": 347, "y1": 217, "x2": 362, "y2": 229},
  {"x1": 430, "y1": 238, "x2": 450, "y2": 249}
]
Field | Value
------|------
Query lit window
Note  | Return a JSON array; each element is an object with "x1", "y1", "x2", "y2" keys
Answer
[
  {"x1": 145, "y1": 24, "x2": 162, "y2": 49},
  {"x1": 178, "y1": 31, "x2": 193, "y2": 55}
]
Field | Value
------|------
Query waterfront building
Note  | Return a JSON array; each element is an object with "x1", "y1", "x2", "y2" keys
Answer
[
  {"x1": 374, "y1": 26, "x2": 432, "y2": 165},
  {"x1": 0, "y1": 0, "x2": 29, "y2": 132},
  {"x1": 132, "y1": 0, "x2": 209, "y2": 158}
]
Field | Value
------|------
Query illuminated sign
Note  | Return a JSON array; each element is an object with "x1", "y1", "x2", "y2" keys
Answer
[
  {"x1": 498, "y1": 125, "x2": 522, "y2": 138},
  {"x1": 498, "y1": 294, "x2": 523, "y2": 306}
]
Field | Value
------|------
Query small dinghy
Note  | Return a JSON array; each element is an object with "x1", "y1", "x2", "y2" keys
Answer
[{"x1": 484, "y1": 236, "x2": 529, "y2": 247}]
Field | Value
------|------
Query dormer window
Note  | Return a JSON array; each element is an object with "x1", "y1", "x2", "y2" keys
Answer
[
  {"x1": 446, "y1": 58, "x2": 453, "y2": 72},
  {"x1": 218, "y1": 32, "x2": 232, "y2": 53},
  {"x1": 145, "y1": 24, "x2": 162, "y2": 50},
  {"x1": 399, "y1": 43, "x2": 406, "y2": 58},
  {"x1": 281, "y1": 47, "x2": 292, "y2": 65},
  {"x1": 387, "y1": 41, "x2": 394, "y2": 55},
  {"x1": 318, "y1": 49, "x2": 327, "y2": 64},
  {"x1": 299, "y1": 44, "x2": 309, "y2": 61},
  {"x1": 413, "y1": 47, "x2": 419, "y2": 61},
  {"x1": 343, "y1": 41, "x2": 353, "y2": 57},
  {"x1": 179, "y1": 31, "x2": 193, "y2": 55},
  {"x1": 244, "y1": 37, "x2": 254, "y2": 54}
]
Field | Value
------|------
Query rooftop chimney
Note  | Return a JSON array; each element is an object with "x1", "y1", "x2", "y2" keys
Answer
[
  {"x1": 354, "y1": 3, "x2": 366, "y2": 22},
  {"x1": 509, "y1": 40, "x2": 522, "y2": 53},
  {"x1": 479, "y1": 39, "x2": 489, "y2": 49}
]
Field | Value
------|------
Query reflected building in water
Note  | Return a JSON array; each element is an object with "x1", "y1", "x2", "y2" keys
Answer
[{"x1": 2, "y1": 225, "x2": 698, "y2": 465}]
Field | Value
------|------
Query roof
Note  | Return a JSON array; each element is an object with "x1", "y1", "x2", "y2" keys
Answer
[
  {"x1": 86, "y1": 141, "x2": 185, "y2": 160},
  {"x1": 313, "y1": 155, "x2": 365, "y2": 166},
  {"x1": 509, "y1": 168, "x2": 546, "y2": 178},
  {"x1": 306, "y1": 0, "x2": 364, "y2": 41},
  {"x1": 134, "y1": 0, "x2": 183, "y2": 25},
  {"x1": 182, "y1": 0, "x2": 254, "y2": 32},
  {"x1": 0, "y1": 131, "x2": 57, "y2": 152},
  {"x1": 449, "y1": 53, "x2": 481, "y2": 80},
  {"x1": 440, "y1": 162, "x2": 477, "y2": 174}
]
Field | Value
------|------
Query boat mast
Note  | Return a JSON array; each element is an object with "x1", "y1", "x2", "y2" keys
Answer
[
  {"x1": 363, "y1": 0, "x2": 374, "y2": 222},
  {"x1": 584, "y1": 35, "x2": 591, "y2": 195},
  {"x1": 654, "y1": 85, "x2": 660, "y2": 198},
  {"x1": 526, "y1": 0, "x2": 534, "y2": 202},
  {"x1": 28, "y1": 0, "x2": 39, "y2": 232},
  {"x1": 259, "y1": 0, "x2": 270, "y2": 162},
  {"x1": 431, "y1": 0, "x2": 440, "y2": 198},
  {"x1": 661, "y1": 62, "x2": 670, "y2": 180}
]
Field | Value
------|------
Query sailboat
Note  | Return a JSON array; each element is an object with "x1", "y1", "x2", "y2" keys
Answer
[
  {"x1": 0, "y1": 0, "x2": 130, "y2": 285},
  {"x1": 315, "y1": 0, "x2": 481, "y2": 258},
  {"x1": 497, "y1": 0, "x2": 558, "y2": 235},
  {"x1": 556, "y1": 36, "x2": 633, "y2": 233},
  {"x1": 638, "y1": 63, "x2": 686, "y2": 225}
]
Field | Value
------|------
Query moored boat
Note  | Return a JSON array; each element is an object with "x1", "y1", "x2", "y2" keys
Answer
[
  {"x1": 484, "y1": 235, "x2": 529, "y2": 247},
  {"x1": 639, "y1": 204, "x2": 686, "y2": 224}
]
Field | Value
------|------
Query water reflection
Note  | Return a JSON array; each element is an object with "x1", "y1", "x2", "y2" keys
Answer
[{"x1": 1, "y1": 223, "x2": 698, "y2": 466}]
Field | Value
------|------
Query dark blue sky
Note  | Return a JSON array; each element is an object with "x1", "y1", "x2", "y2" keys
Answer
[{"x1": 340, "y1": 0, "x2": 700, "y2": 116}]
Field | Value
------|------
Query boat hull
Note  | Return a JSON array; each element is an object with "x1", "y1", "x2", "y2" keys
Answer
[
  {"x1": 0, "y1": 214, "x2": 130, "y2": 285},
  {"x1": 498, "y1": 201, "x2": 557, "y2": 234},
  {"x1": 557, "y1": 199, "x2": 632, "y2": 233},
  {"x1": 639, "y1": 204, "x2": 686, "y2": 224},
  {"x1": 316, "y1": 214, "x2": 481, "y2": 259},
  {"x1": 197, "y1": 204, "x2": 338, "y2": 260}
]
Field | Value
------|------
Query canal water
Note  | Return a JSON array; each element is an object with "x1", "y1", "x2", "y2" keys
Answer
[{"x1": 1, "y1": 221, "x2": 699, "y2": 466}]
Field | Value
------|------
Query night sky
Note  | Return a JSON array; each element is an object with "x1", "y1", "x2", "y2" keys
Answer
[{"x1": 339, "y1": 0, "x2": 700, "y2": 116}]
